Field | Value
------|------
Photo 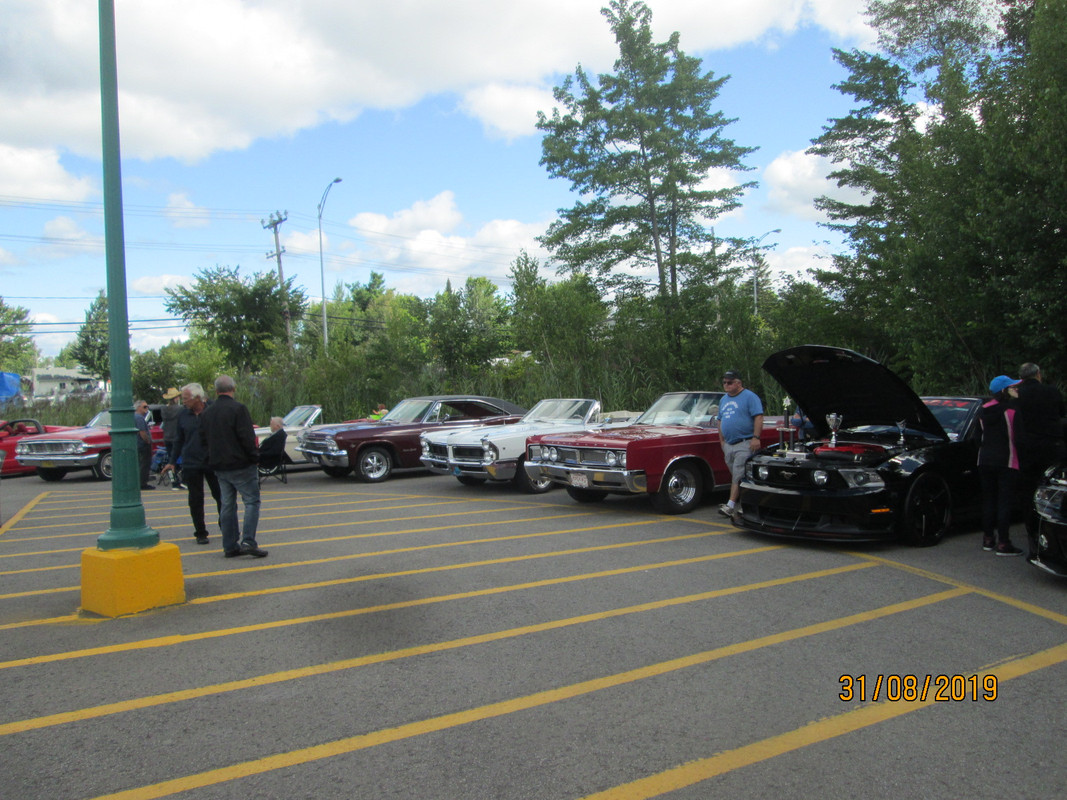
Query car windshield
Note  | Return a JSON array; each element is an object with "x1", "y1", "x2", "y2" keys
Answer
[
  {"x1": 380, "y1": 399, "x2": 433, "y2": 424},
  {"x1": 523, "y1": 399, "x2": 595, "y2": 424},
  {"x1": 282, "y1": 406, "x2": 320, "y2": 427},
  {"x1": 923, "y1": 398, "x2": 980, "y2": 441},
  {"x1": 635, "y1": 392, "x2": 723, "y2": 427},
  {"x1": 88, "y1": 411, "x2": 111, "y2": 428}
]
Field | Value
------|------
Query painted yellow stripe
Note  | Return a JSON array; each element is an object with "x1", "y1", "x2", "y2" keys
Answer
[
  {"x1": 0, "y1": 510, "x2": 596, "y2": 574},
  {"x1": 0, "y1": 544, "x2": 788, "y2": 665},
  {"x1": 86, "y1": 586, "x2": 964, "y2": 800},
  {"x1": 849, "y1": 551, "x2": 1067, "y2": 626},
  {"x1": 581, "y1": 640, "x2": 1067, "y2": 799},
  {"x1": 0, "y1": 502, "x2": 595, "y2": 553},
  {"x1": 0, "y1": 491, "x2": 50, "y2": 536},
  {"x1": 0, "y1": 517, "x2": 671, "y2": 599},
  {"x1": 0, "y1": 562, "x2": 876, "y2": 736}
]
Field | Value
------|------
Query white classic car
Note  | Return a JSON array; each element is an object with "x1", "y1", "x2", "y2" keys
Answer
[
  {"x1": 254, "y1": 404, "x2": 325, "y2": 465},
  {"x1": 419, "y1": 398, "x2": 603, "y2": 493}
]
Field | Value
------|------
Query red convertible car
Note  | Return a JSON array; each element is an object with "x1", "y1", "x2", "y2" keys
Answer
[
  {"x1": 14, "y1": 410, "x2": 165, "y2": 481},
  {"x1": 0, "y1": 419, "x2": 77, "y2": 476}
]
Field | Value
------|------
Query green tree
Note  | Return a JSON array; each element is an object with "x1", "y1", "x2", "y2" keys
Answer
[
  {"x1": 0, "y1": 296, "x2": 39, "y2": 376},
  {"x1": 164, "y1": 266, "x2": 307, "y2": 373},
  {"x1": 537, "y1": 0, "x2": 754, "y2": 302},
  {"x1": 68, "y1": 291, "x2": 110, "y2": 380}
]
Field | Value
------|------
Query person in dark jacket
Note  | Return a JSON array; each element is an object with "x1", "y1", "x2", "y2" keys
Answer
[
  {"x1": 199, "y1": 375, "x2": 267, "y2": 558},
  {"x1": 160, "y1": 387, "x2": 184, "y2": 489},
  {"x1": 1014, "y1": 362, "x2": 1066, "y2": 559},
  {"x1": 161, "y1": 383, "x2": 221, "y2": 544},
  {"x1": 134, "y1": 399, "x2": 155, "y2": 490},
  {"x1": 978, "y1": 375, "x2": 1022, "y2": 556}
]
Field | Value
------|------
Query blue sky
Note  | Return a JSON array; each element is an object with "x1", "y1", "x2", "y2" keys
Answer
[{"x1": 0, "y1": 0, "x2": 872, "y2": 359}]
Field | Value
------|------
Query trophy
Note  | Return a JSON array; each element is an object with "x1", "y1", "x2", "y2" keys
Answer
[
  {"x1": 826, "y1": 413, "x2": 843, "y2": 447},
  {"x1": 896, "y1": 420, "x2": 906, "y2": 445}
]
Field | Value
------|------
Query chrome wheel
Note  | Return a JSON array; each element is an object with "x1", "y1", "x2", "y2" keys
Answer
[
  {"x1": 357, "y1": 447, "x2": 392, "y2": 482},
  {"x1": 653, "y1": 462, "x2": 702, "y2": 514}
]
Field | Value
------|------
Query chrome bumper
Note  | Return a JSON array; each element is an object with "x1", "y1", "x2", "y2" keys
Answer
[
  {"x1": 523, "y1": 461, "x2": 647, "y2": 494},
  {"x1": 295, "y1": 446, "x2": 349, "y2": 468},
  {"x1": 16, "y1": 453, "x2": 100, "y2": 468}
]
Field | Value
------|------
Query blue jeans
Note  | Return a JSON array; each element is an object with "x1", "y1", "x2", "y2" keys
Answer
[{"x1": 215, "y1": 465, "x2": 261, "y2": 553}]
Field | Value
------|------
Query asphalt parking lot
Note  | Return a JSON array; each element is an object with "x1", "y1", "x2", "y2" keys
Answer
[{"x1": 1, "y1": 466, "x2": 1065, "y2": 799}]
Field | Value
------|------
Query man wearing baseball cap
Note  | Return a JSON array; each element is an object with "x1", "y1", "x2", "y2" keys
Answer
[{"x1": 717, "y1": 370, "x2": 764, "y2": 520}]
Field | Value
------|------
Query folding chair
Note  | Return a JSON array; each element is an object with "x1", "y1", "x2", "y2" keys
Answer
[{"x1": 258, "y1": 430, "x2": 288, "y2": 484}]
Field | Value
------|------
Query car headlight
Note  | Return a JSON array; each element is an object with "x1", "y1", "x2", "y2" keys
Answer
[
  {"x1": 618, "y1": 450, "x2": 626, "y2": 468},
  {"x1": 812, "y1": 470, "x2": 829, "y2": 487},
  {"x1": 839, "y1": 469, "x2": 884, "y2": 489},
  {"x1": 481, "y1": 439, "x2": 498, "y2": 465},
  {"x1": 605, "y1": 451, "x2": 617, "y2": 466},
  {"x1": 1035, "y1": 484, "x2": 1066, "y2": 519},
  {"x1": 420, "y1": 440, "x2": 430, "y2": 456},
  {"x1": 547, "y1": 447, "x2": 558, "y2": 462},
  {"x1": 757, "y1": 465, "x2": 770, "y2": 480}
]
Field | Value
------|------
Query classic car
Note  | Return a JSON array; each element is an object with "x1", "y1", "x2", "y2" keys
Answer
[
  {"x1": 0, "y1": 419, "x2": 77, "y2": 476},
  {"x1": 420, "y1": 398, "x2": 603, "y2": 493},
  {"x1": 297, "y1": 395, "x2": 526, "y2": 482},
  {"x1": 254, "y1": 404, "x2": 327, "y2": 465},
  {"x1": 14, "y1": 409, "x2": 165, "y2": 481},
  {"x1": 524, "y1": 391, "x2": 785, "y2": 514},
  {"x1": 732, "y1": 345, "x2": 983, "y2": 546},
  {"x1": 1030, "y1": 462, "x2": 1067, "y2": 577}
]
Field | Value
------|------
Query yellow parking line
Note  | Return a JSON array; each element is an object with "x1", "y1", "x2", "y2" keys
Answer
[
  {"x1": 0, "y1": 491, "x2": 50, "y2": 537},
  {"x1": 84, "y1": 585, "x2": 963, "y2": 800},
  {"x1": 0, "y1": 544, "x2": 786, "y2": 664},
  {"x1": 581, "y1": 640, "x2": 1067, "y2": 799}
]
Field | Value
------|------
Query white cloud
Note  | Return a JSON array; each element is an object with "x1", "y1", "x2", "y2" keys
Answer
[
  {"x1": 763, "y1": 149, "x2": 865, "y2": 221},
  {"x1": 342, "y1": 192, "x2": 547, "y2": 289},
  {"x1": 461, "y1": 84, "x2": 557, "y2": 141},
  {"x1": 0, "y1": 144, "x2": 95, "y2": 200},
  {"x1": 164, "y1": 193, "x2": 210, "y2": 228},
  {"x1": 0, "y1": 1, "x2": 871, "y2": 176},
  {"x1": 130, "y1": 274, "x2": 188, "y2": 295}
]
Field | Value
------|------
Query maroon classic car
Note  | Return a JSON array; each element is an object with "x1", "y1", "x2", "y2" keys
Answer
[
  {"x1": 0, "y1": 419, "x2": 77, "y2": 476},
  {"x1": 296, "y1": 395, "x2": 526, "y2": 482},
  {"x1": 524, "y1": 391, "x2": 784, "y2": 514},
  {"x1": 14, "y1": 409, "x2": 165, "y2": 481}
]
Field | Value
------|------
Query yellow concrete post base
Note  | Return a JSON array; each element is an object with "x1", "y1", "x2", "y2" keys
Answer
[{"x1": 80, "y1": 542, "x2": 186, "y2": 618}]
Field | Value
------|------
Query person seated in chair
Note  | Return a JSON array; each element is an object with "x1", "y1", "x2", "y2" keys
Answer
[{"x1": 258, "y1": 416, "x2": 288, "y2": 469}]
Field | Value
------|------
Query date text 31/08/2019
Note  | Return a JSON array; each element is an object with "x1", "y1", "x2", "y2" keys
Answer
[{"x1": 838, "y1": 674, "x2": 998, "y2": 702}]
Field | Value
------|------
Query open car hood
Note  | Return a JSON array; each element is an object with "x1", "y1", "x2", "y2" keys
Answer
[{"x1": 762, "y1": 345, "x2": 947, "y2": 440}]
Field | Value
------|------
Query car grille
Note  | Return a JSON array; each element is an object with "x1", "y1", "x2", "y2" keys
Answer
[
  {"x1": 302, "y1": 433, "x2": 334, "y2": 447},
  {"x1": 556, "y1": 447, "x2": 615, "y2": 467},
  {"x1": 753, "y1": 463, "x2": 849, "y2": 491},
  {"x1": 451, "y1": 445, "x2": 484, "y2": 461},
  {"x1": 426, "y1": 442, "x2": 448, "y2": 459},
  {"x1": 19, "y1": 441, "x2": 79, "y2": 455}
]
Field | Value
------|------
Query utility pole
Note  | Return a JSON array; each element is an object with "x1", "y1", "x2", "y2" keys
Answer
[{"x1": 262, "y1": 211, "x2": 293, "y2": 351}]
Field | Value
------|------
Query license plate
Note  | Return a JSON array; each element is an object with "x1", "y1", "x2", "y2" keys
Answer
[
  {"x1": 570, "y1": 473, "x2": 589, "y2": 489},
  {"x1": 311, "y1": 454, "x2": 321, "y2": 464},
  {"x1": 42, "y1": 461, "x2": 56, "y2": 468}
]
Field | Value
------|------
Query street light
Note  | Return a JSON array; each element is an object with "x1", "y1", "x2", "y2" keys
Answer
[
  {"x1": 752, "y1": 228, "x2": 781, "y2": 316},
  {"x1": 317, "y1": 177, "x2": 342, "y2": 348}
]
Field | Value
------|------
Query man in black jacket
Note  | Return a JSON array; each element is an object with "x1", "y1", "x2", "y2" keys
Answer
[
  {"x1": 199, "y1": 375, "x2": 267, "y2": 558},
  {"x1": 162, "y1": 383, "x2": 222, "y2": 544},
  {"x1": 1015, "y1": 362, "x2": 1066, "y2": 560}
]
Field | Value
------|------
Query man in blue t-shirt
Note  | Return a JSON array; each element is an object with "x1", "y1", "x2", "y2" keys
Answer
[{"x1": 717, "y1": 370, "x2": 764, "y2": 519}]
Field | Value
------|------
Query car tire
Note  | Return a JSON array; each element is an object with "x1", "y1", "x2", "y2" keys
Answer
[
  {"x1": 356, "y1": 447, "x2": 392, "y2": 482},
  {"x1": 900, "y1": 472, "x2": 952, "y2": 546},
  {"x1": 36, "y1": 467, "x2": 67, "y2": 482},
  {"x1": 91, "y1": 451, "x2": 113, "y2": 481},
  {"x1": 322, "y1": 466, "x2": 352, "y2": 478},
  {"x1": 456, "y1": 475, "x2": 486, "y2": 486},
  {"x1": 513, "y1": 458, "x2": 553, "y2": 494},
  {"x1": 566, "y1": 486, "x2": 608, "y2": 503},
  {"x1": 652, "y1": 461, "x2": 703, "y2": 514}
]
